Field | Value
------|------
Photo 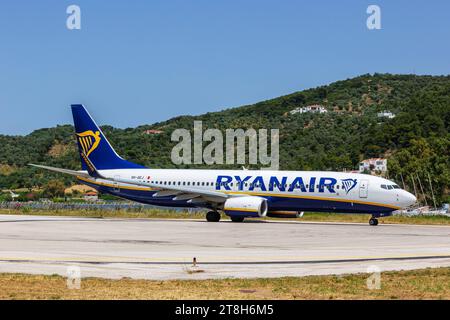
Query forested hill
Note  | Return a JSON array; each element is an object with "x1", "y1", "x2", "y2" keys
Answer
[{"x1": 0, "y1": 73, "x2": 449, "y2": 203}]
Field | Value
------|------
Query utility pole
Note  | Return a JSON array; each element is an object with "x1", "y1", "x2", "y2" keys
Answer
[
  {"x1": 416, "y1": 173, "x2": 428, "y2": 206},
  {"x1": 427, "y1": 172, "x2": 437, "y2": 209}
]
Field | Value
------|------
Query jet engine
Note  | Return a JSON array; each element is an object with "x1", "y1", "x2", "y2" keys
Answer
[{"x1": 223, "y1": 196, "x2": 268, "y2": 218}]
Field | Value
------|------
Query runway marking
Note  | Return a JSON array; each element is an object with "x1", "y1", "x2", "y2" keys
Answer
[
  {"x1": 1, "y1": 215, "x2": 449, "y2": 229},
  {"x1": 1, "y1": 253, "x2": 450, "y2": 265}
]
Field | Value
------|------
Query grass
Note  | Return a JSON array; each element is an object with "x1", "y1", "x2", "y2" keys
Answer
[
  {"x1": 0, "y1": 208, "x2": 206, "y2": 220},
  {"x1": 0, "y1": 208, "x2": 449, "y2": 225},
  {"x1": 0, "y1": 267, "x2": 449, "y2": 299}
]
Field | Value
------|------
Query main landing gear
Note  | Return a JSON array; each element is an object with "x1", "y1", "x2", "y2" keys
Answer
[
  {"x1": 206, "y1": 211, "x2": 221, "y2": 222},
  {"x1": 369, "y1": 216, "x2": 379, "y2": 226},
  {"x1": 230, "y1": 216, "x2": 245, "y2": 223}
]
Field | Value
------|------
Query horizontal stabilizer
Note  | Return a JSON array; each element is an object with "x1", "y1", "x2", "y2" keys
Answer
[{"x1": 29, "y1": 164, "x2": 90, "y2": 179}]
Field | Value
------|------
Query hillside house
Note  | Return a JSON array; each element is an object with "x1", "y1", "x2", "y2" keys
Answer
[
  {"x1": 359, "y1": 158, "x2": 388, "y2": 174},
  {"x1": 84, "y1": 191, "x2": 99, "y2": 202},
  {"x1": 290, "y1": 104, "x2": 328, "y2": 115},
  {"x1": 377, "y1": 111, "x2": 395, "y2": 119},
  {"x1": 143, "y1": 129, "x2": 163, "y2": 135}
]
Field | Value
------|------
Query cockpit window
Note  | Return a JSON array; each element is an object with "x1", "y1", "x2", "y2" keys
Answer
[{"x1": 382, "y1": 184, "x2": 401, "y2": 190}]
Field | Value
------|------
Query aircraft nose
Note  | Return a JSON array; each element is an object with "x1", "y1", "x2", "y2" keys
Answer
[{"x1": 403, "y1": 191, "x2": 417, "y2": 207}]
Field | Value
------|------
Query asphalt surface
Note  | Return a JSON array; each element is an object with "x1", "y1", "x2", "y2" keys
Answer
[{"x1": 0, "y1": 214, "x2": 449, "y2": 280}]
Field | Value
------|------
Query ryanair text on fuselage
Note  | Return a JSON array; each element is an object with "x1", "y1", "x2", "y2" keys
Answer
[{"x1": 216, "y1": 175, "x2": 357, "y2": 194}]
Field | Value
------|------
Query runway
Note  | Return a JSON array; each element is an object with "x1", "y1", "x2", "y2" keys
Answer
[{"x1": 0, "y1": 214, "x2": 449, "y2": 280}]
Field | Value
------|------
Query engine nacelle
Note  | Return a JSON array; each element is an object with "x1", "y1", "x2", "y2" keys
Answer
[
  {"x1": 223, "y1": 196, "x2": 268, "y2": 218},
  {"x1": 266, "y1": 211, "x2": 303, "y2": 219}
]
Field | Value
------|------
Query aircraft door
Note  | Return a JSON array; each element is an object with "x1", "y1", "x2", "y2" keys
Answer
[
  {"x1": 359, "y1": 179, "x2": 369, "y2": 198},
  {"x1": 113, "y1": 175, "x2": 120, "y2": 192}
]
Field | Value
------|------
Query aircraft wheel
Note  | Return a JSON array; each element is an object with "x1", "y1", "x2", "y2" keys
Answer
[
  {"x1": 206, "y1": 211, "x2": 221, "y2": 222},
  {"x1": 369, "y1": 217, "x2": 379, "y2": 226},
  {"x1": 230, "y1": 216, "x2": 245, "y2": 223}
]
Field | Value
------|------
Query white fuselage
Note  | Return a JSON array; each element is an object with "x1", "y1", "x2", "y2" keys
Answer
[{"x1": 78, "y1": 169, "x2": 417, "y2": 214}]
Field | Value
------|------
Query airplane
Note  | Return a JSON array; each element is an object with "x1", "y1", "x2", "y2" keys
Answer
[{"x1": 31, "y1": 104, "x2": 417, "y2": 226}]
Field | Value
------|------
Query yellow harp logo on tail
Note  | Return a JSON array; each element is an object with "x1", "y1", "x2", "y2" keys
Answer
[{"x1": 76, "y1": 130, "x2": 101, "y2": 157}]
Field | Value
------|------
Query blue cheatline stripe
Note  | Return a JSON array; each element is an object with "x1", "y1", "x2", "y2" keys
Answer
[{"x1": 224, "y1": 209, "x2": 260, "y2": 218}]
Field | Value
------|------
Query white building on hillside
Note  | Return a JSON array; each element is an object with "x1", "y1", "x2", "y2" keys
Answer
[
  {"x1": 377, "y1": 111, "x2": 395, "y2": 119},
  {"x1": 290, "y1": 104, "x2": 328, "y2": 115},
  {"x1": 359, "y1": 158, "x2": 388, "y2": 174}
]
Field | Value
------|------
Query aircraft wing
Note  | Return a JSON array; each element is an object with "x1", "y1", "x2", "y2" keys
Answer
[
  {"x1": 80, "y1": 155, "x2": 231, "y2": 203},
  {"x1": 106, "y1": 175, "x2": 229, "y2": 203},
  {"x1": 29, "y1": 162, "x2": 231, "y2": 204}
]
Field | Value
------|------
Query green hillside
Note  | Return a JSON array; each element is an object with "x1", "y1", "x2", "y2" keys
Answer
[{"x1": 0, "y1": 73, "x2": 449, "y2": 203}]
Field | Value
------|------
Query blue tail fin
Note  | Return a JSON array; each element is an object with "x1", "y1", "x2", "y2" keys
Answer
[{"x1": 71, "y1": 104, "x2": 145, "y2": 170}]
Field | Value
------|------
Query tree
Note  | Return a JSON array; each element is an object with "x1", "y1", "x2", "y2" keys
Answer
[{"x1": 43, "y1": 180, "x2": 65, "y2": 198}]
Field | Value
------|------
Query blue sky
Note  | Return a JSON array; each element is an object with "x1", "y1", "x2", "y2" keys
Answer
[{"x1": 1, "y1": 0, "x2": 449, "y2": 135}]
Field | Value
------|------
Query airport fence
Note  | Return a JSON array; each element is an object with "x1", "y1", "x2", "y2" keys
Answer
[
  {"x1": 0, "y1": 201, "x2": 199, "y2": 213},
  {"x1": 393, "y1": 209, "x2": 450, "y2": 218}
]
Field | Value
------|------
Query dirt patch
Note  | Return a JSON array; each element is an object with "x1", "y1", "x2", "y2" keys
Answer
[
  {"x1": 0, "y1": 164, "x2": 18, "y2": 176},
  {"x1": 47, "y1": 142, "x2": 74, "y2": 158}
]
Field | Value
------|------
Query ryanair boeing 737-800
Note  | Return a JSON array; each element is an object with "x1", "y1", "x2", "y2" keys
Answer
[{"x1": 31, "y1": 105, "x2": 417, "y2": 226}]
